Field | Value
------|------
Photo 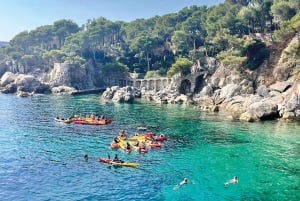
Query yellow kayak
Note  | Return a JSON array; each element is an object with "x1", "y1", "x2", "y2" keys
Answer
[
  {"x1": 128, "y1": 141, "x2": 140, "y2": 151},
  {"x1": 128, "y1": 140, "x2": 149, "y2": 153},
  {"x1": 118, "y1": 139, "x2": 131, "y2": 153},
  {"x1": 128, "y1": 135, "x2": 146, "y2": 141},
  {"x1": 110, "y1": 161, "x2": 139, "y2": 168},
  {"x1": 118, "y1": 139, "x2": 127, "y2": 148}
]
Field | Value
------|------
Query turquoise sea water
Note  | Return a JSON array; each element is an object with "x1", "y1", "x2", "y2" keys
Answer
[{"x1": 0, "y1": 93, "x2": 299, "y2": 201}]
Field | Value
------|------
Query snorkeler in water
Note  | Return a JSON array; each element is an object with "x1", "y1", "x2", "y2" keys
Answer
[
  {"x1": 224, "y1": 176, "x2": 238, "y2": 186},
  {"x1": 173, "y1": 178, "x2": 188, "y2": 190}
]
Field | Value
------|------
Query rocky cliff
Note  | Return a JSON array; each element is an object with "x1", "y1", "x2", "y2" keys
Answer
[
  {"x1": 0, "y1": 61, "x2": 103, "y2": 96},
  {"x1": 1, "y1": 34, "x2": 299, "y2": 121},
  {"x1": 102, "y1": 35, "x2": 300, "y2": 121}
]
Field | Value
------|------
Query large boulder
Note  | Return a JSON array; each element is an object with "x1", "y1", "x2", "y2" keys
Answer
[
  {"x1": 199, "y1": 85, "x2": 214, "y2": 96},
  {"x1": 112, "y1": 88, "x2": 134, "y2": 103},
  {"x1": 279, "y1": 81, "x2": 300, "y2": 120},
  {"x1": 256, "y1": 85, "x2": 269, "y2": 97},
  {"x1": 0, "y1": 83, "x2": 17, "y2": 93},
  {"x1": 102, "y1": 86, "x2": 119, "y2": 100},
  {"x1": 219, "y1": 84, "x2": 242, "y2": 99},
  {"x1": 0, "y1": 73, "x2": 50, "y2": 94},
  {"x1": 269, "y1": 81, "x2": 292, "y2": 93},
  {"x1": 0, "y1": 72, "x2": 16, "y2": 86},
  {"x1": 174, "y1": 94, "x2": 193, "y2": 104},
  {"x1": 45, "y1": 63, "x2": 96, "y2": 90},
  {"x1": 239, "y1": 110, "x2": 259, "y2": 122},
  {"x1": 102, "y1": 86, "x2": 136, "y2": 103},
  {"x1": 241, "y1": 101, "x2": 279, "y2": 121},
  {"x1": 15, "y1": 74, "x2": 50, "y2": 93}
]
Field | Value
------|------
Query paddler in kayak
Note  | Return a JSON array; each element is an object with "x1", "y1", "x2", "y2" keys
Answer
[
  {"x1": 113, "y1": 154, "x2": 123, "y2": 163},
  {"x1": 126, "y1": 142, "x2": 131, "y2": 151},
  {"x1": 119, "y1": 130, "x2": 127, "y2": 140},
  {"x1": 113, "y1": 136, "x2": 120, "y2": 143}
]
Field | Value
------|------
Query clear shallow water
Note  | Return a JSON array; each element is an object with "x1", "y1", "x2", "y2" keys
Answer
[{"x1": 0, "y1": 94, "x2": 299, "y2": 201}]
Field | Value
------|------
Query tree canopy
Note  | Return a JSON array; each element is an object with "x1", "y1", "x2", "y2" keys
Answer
[{"x1": 1, "y1": 0, "x2": 299, "y2": 78}]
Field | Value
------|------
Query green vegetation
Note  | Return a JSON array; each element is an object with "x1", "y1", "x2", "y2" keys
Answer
[
  {"x1": 0, "y1": 1, "x2": 300, "y2": 78},
  {"x1": 167, "y1": 58, "x2": 192, "y2": 77}
]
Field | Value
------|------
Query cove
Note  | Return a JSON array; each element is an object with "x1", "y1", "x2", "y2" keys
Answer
[{"x1": 0, "y1": 94, "x2": 299, "y2": 201}]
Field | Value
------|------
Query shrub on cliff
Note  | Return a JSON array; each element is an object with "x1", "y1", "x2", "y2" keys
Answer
[
  {"x1": 101, "y1": 62, "x2": 129, "y2": 77},
  {"x1": 167, "y1": 58, "x2": 192, "y2": 77},
  {"x1": 273, "y1": 12, "x2": 300, "y2": 42}
]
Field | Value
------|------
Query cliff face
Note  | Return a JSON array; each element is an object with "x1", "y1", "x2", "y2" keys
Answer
[
  {"x1": 0, "y1": 34, "x2": 300, "y2": 120},
  {"x1": 195, "y1": 35, "x2": 300, "y2": 121},
  {"x1": 120, "y1": 35, "x2": 300, "y2": 121},
  {"x1": 43, "y1": 63, "x2": 97, "y2": 89},
  {"x1": 0, "y1": 61, "x2": 103, "y2": 95}
]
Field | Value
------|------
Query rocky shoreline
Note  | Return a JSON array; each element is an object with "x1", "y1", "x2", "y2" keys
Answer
[
  {"x1": 1, "y1": 68, "x2": 299, "y2": 122},
  {"x1": 101, "y1": 36, "x2": 300, "y2": 122},
  {"x1": 1, "y1": 60, "x2": 299, "y2": 122},
  {"x1": 1, "y1": 36, "x2": 300, "y2": 122},
  {"x1": 101, "y1": 78, "x2": 300, "y2": 122}
]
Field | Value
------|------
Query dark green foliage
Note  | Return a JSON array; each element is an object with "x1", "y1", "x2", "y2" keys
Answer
[
  {"x1": 157, "y1": 67, "x2": 168, "y2": 76},
  {"x1": 101, "y1": 62, "x2": 128, "y2": 77},
  {"x1": 273, "y1": 12, "x2": 300, "y2": 42},
  {"x1": 0, "y1": 1, "x2": 299, "y2": 78},
  {"x1": 167, "y1": 58, "x2": 192, "y2": 77},
  {"x1": 246, "y1": 41, "x2": 269, "y2": 70}
]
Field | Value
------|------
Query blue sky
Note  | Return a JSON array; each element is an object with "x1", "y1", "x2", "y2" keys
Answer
[{"x1": 0, "y1": 0, "x2": 223, "y2": 41}]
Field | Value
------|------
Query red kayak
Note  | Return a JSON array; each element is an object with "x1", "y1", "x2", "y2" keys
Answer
[
  {"x1": 139, "y1": 147, "x2": 148, "y2": 153},
  {"x1": 110, "y1": 142, "x2": 119, "y2": 149},
  {"x1": 154, "y1": 134, "x2": 167, "y2": 142},
  {"x1": 99, "y1": 158, "x2": 111, "y2": 163},
  {"x1": 149, "y1": 141, "x2": 162, "y2": 148},
  {"x1": 144, "y1": 132, "x2": 155, "y2": 140},
  {"x1": 122, "y1": 147, "x2": 132, "y2": 153}
]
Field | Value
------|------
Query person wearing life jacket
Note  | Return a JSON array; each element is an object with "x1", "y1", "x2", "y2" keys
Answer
[
  {"x1": 113, "y1": 154, "x2": 123, "y2": 163},
  {"x1": 119, "y1": 130, "x2": 127, "y2": 139},
  {"x1": 126, "y1": 142, "x2": 131, "y2": 150},
  {"x1": 113, "y1": 136, "x2": 120, "y2": 143},
  {"x1": 113, "y1": 154, "x2": 120, "y2": 162}
]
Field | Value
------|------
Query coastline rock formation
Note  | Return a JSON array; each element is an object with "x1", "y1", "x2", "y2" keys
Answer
[
  {"x1": 101, "y1": 36, "x2": 300, "y2": 122},
  {"x1": 1, "y1": 34, "x2": 299, "y2": 121},
  {"x1": 0, "y1": 72, "x2": 50, "y2": 95},
  {"x1": 0, "y1": 62, "x2": 103, "y2": 95},
  {"x1": 102, "y1": 86, "x2": 137, "y2": 103}
]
